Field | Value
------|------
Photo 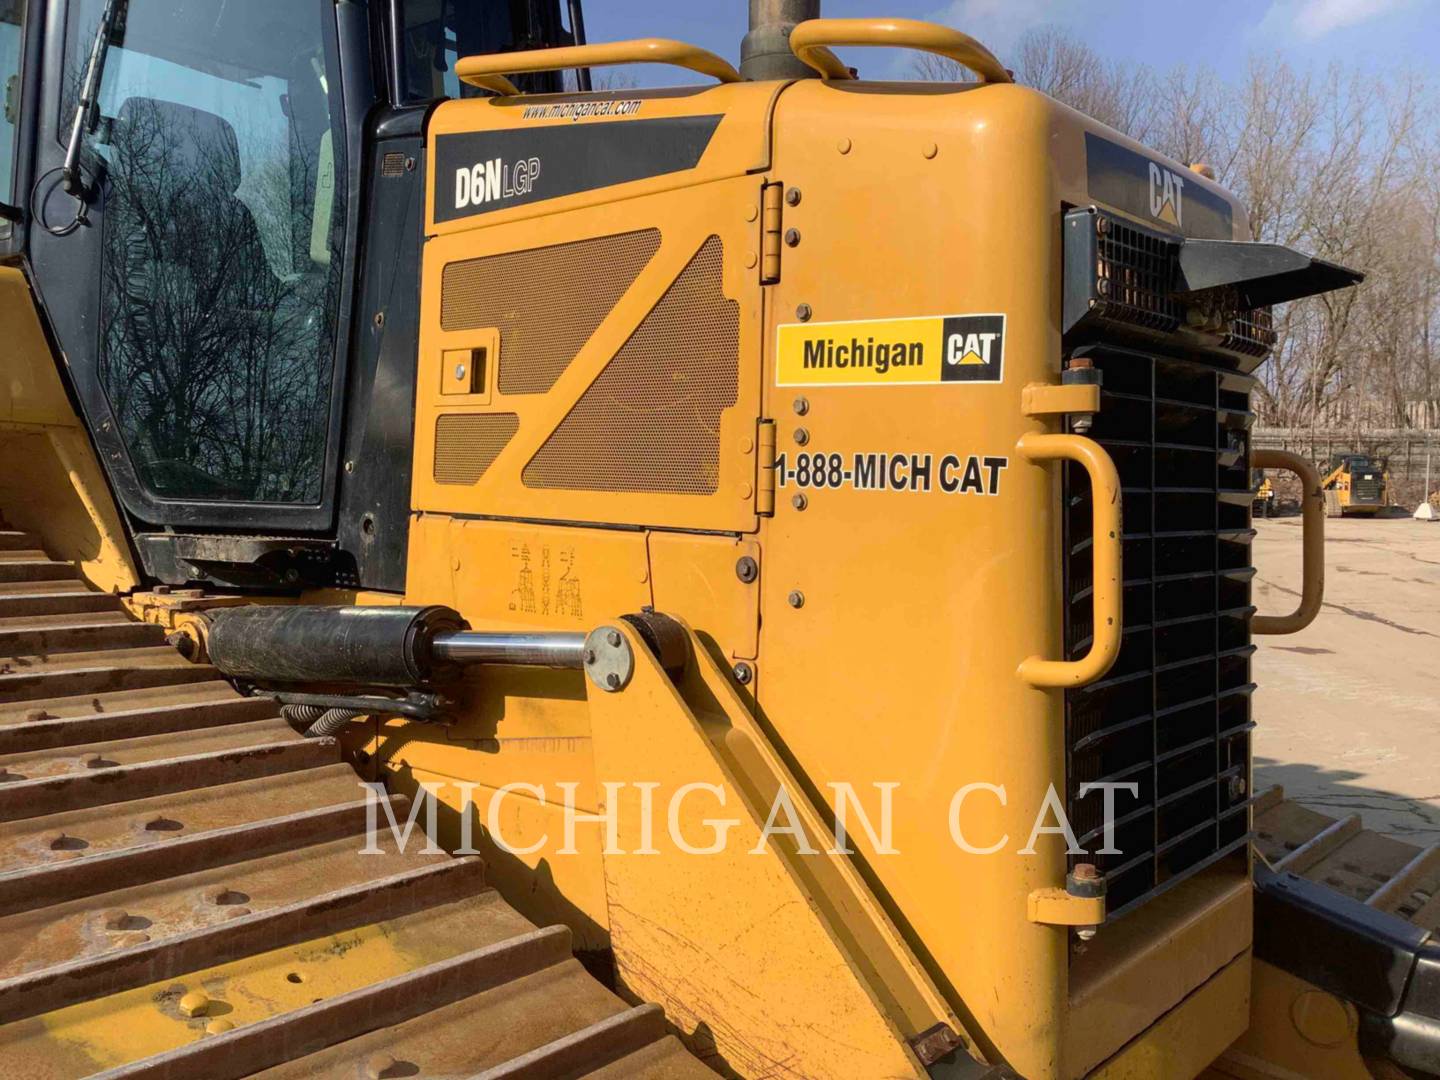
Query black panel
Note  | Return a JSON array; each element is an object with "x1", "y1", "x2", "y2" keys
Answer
[
  {"x1": 432, "y1": 115, "x2": 722, "y2": 223},
  {"x1": 1084, "y1": 131, "x2": 1234, "y2": 240},
  {"x1": 335, "y1": 106, "x2": 426, "y2": 593}
]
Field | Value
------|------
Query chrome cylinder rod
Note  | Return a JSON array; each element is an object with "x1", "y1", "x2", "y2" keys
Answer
[{"x1": 430, "y1": 630, "x2": 588, "y2": 669}]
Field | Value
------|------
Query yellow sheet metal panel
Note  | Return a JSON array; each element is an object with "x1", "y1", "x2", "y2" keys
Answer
[
  {"x1": 1216, "y1": 961, "x2": 1372, "y2": 1080},
  {"x1": 0, "y1": 268, "x2": 138, "y2": 593},
  {"x1": 759, "y1": 78, "x2": 1070, "y2": 1078},
  {"x1": 1090, "y1": 952, "x2": 1252, "y2": 1080}
]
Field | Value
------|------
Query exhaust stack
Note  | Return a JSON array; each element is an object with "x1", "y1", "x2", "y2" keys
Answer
[{"x1": 740, "y1": 0, "x2": 821, "y2": 81}]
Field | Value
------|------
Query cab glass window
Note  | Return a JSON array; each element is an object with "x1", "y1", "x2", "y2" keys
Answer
[
  {"x1": 0, "y1": 1, "x2": 25, "y2": 205},
  {"x1": 63, "y1": 0, "x2": 344, "y2": 503}
]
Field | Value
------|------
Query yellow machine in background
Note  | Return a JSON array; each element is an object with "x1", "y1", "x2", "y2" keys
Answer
[
  {"x1": 1, "y1": 4, "x2": 1435, "y2": 1080},
  {"x1": 1321, "y1": 453, "x2": 1389, "y2": 517}
]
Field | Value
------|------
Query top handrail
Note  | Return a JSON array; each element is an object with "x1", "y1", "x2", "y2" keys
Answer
[
  {"x1": 789, "y1": 18, "x2": 1012, "y2": 85},
  {"x1": 456, "y1": 38, "x2": 741, "y2": 97}
]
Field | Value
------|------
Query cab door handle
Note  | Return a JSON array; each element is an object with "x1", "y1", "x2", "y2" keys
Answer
[{"x1": 1016, "y1": 433, "x2": 1123, "y2": 688}]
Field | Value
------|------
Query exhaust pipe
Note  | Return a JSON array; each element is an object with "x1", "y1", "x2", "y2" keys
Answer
[{"x1": 740, "y1": 0, "x2": 821, "y2": 81}]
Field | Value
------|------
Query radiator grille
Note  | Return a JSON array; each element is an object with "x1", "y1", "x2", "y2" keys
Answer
[
  {"x1": 434, "y1": 413, "x2": 519, "y2": 485},
  {"x1": 1064, "y1": 208, "x2": 1277, "y2": 361},
  {"x1": 522, "y1": 235, "x2": 738, "y2": 495},
  {"x1": 1063, "y1": 345, "x2": 1257, "y2": 918},
  {"x1": 441, "y1": 230, "x2": 661, "y2": 395},
  {"x1": 1352, "y1": 477, "x2": 1383, "y2": 502}
]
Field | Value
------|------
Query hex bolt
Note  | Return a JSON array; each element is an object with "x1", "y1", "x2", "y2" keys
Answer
[
  {"x1": 583, "y1": 647, "x2": 596, "y2": 665},
  {"x1": 784, "y1": 228, "x2": 801, "y2": 247},
  {"x1": 788, "y1": 590, "x2": 805, "y2": 608},
  {"x1": 792, "y1": 397, "x2": 809, "y2": 416},
  {"x1": 792, "y1": 492, "x2": 808, "y2": 511},
  {"x1": 793, "y1": 427, "x2": 810, "y2": 446},
  {"x1": 205, "y1": 1019, "x2": 235, "y2": 1036},
  {"x1": 732, "y1": 661, "x2": 753, "y2": 685},
  {"x1": 735, "y1": 556, "x2": 759, "y2": 583},
  {"x1": 784, "y1": 186, "x2": 802, "y2": 206},
  {"x1": 795, "y1": 303, "x2": 812, "y2": 321},
  {"x1": 103, "y1": 909, "x2": 134, "y2": 930},
  {"x1": 1096, "y1": 215, "x2": 1111, "y2": 236},
  {"x1": 178, "y1": 990, "x2": 212, "y2": 1018},
  {"x1": 606, "y1": 672, "x2": 621, "y2": 689},
  {"x1": 606, "y1": 629, "x2": 622, "y2": 648},
  {"x1": 454, "y1": 363, "x2": 467, "y2": 381},
  {"x1": 372, "y1": 311, "x2": 385, "y2": 328}
]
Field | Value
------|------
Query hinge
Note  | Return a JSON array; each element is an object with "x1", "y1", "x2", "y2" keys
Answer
[
  {"x1": 760, "y1": 181, "x2": 782, "y2": 284},
  {"x1": 757, "y1": 419, "x2": 776, "y2": 515}
]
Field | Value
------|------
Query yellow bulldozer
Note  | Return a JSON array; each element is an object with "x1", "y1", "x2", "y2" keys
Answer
[{"x1": 0, "y1": 0, "x2": 1434, "y2": 1077}]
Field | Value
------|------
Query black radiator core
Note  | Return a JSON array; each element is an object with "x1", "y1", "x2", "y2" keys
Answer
[{"x1": 1063, "y1": 346, "x2": 1258, "y2": 917}]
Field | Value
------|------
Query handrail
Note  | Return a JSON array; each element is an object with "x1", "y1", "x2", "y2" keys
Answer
[
  {"x1": 1251, "y1": 449, "x2": 1325, "y2": 634},
  {"x1": 789, "y1": 18, "x2": 1012, "y2": 85},
  {"x1": 456, "y1": 38, "x2": 741, "y2": 96},
  {"x1": 1016, "y1": 433, "x2": 1123, "y2": 688}
]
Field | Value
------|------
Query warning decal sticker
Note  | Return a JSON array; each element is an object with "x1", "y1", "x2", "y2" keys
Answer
[{"x1": 775, "y1": 313, "x2": 1005, "y2": 387}]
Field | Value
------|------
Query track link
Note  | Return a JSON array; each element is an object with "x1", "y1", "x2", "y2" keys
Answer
[
  {"x1": 1254, "y1": 783, "x2": 1440, "y2": 931},
  {"x1": 0, "y1": 527, "x2": 712, "y2": 1079}
]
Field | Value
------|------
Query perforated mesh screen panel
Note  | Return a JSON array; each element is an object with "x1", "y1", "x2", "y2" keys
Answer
[
  {"x1": 441, "y1": 230, "x2": 661, "y2": 395},
  {"x1": 522, "y1": 236, "x2": 738, "y2": 495},
  {"x1": 434, "y1": 413, "x2": 519, "y2": 485}
]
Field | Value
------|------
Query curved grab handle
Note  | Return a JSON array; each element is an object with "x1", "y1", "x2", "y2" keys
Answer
[
  {"x1": 1252, "y1": 449, "x2": 1324, "y2": 634},
  {"x1": 1017, "y1": 433, "x2": 1122, "y2": 688},
  {"x1": 457, "y1": 39, "x2": 741, "y2": 96},
  {"x1": 790, "y1": 18, "x2": 1012, "y2": 85}
]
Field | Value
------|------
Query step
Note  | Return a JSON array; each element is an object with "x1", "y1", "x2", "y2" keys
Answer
[
  {"x1": 0, "y1": 532, "x2": 39, "y2": 551},
  {"x1": 0, "y1": 560, "x2": 77, "y2": 584},
  {"x1": 0, "y1": 618, "x2": 167, "y2": 657},
  {"x1": 0, "y1": 692, "x2": 276, "y2": 754},
  {"x1": 0, "y1": 736, "x2": 339, "y2": 823},
  {"x1": 0, "y1": 716, "x2": 302, "y2": 785},
  {"x1": 89, "y1": 921, "x2": 573, "y2": 1080},
  {"x1": 0, "y1": 655, "x2": 217, "y2": 702},
  {"x1": 0, "y1": 762, "x2": 368, "y2": 873},
  {"x1": 0, "y1": 855, "x2": 488, "y2": 1025},
  {"x1": 0, "y1": 800, "x2": 427, "y2": 977},
  {"x1": 0, "y1": 591, "x2": 122, "y2": 618},
  {"x1": 0, "y1": 549, "x2": 49, "y2": 562},
  {"x1": 0, "y1": 795, "x2": 396, "y2": 917}
]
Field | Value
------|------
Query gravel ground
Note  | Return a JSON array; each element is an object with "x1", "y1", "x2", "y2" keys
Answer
[{"x1": 1252, "y1": 515, "x2": 1440, "y2": 845}]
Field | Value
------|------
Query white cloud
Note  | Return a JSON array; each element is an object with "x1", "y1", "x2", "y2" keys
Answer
[
  {"x1": 923, "y1": 0, "x2": 1092, "y2": 58},
  {"x1": 1257, "y1": 0, "x2": 1418, "y2": 40}
]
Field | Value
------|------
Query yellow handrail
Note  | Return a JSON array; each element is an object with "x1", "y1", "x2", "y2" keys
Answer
[
  {"x1": 1015, "y1": 433, "x2": 1123, "y2": 688},
  {"x1": 1251, "y1": 449, "x2": 1325, "y2": 634},
  {"x1": 456, "y1": 38, "x2": 741, "y2": 96},
  {"x1": 789, "y1": 18, "x2": 1012, "y2": 85}
]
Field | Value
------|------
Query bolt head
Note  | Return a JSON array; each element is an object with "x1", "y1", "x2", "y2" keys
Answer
[
  {"x1": 605, "y1": 672, "x2": 620, "y2": 689},
  {"x1": 793, "y1": 427, "x2": 809, "y2": 446},
  {"x1": 732, "y1": 662, "x2": 753, "y2": 685},
  {"x1": 606, "y1": 629, "x2": 622, "y2": 648},
  {"x1": 795, "y1": 303, "x2": 812, "y2": 321},
  {"x1": 784, "y1": 186, "x2": 801, "y2": 206},
  {"x1": 583, "y1": 648, "x2": 596, "y2": 665},
  {"x1": 788, "y1": 590, "x2": 805, "y2": 608},
  {"x1": 792, "y1": 397, "x2": 809, "y2": 416},
  {"x1": 791, "y1": 492, "x2": 808, "y2": 511},
  {"x1": 178, "y1": 990, "x2": 212, "y2": 1018},
  {"x1": 735, "y1": 556, "x2": 758, "y2": 583},
  {"x1": 783, "y1": 228, "x2": 801, "y2": 247},
  {"x1": 454, "y1": 363, "x2": 467, "y2": 380}
]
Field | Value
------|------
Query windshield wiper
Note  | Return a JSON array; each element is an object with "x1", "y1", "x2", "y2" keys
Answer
[{"x1": 62, "y1": 0, "x2": 125, "y2": 198}]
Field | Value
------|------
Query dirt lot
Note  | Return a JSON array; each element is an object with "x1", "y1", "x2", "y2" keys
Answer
[{"x1": 1252, "y1": 515, "x2": 1440, "y2": 845}]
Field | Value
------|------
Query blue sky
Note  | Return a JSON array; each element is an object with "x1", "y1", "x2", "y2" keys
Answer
[{"x1": 580, "y1": 0, "x2": 1440, "y2": 85}]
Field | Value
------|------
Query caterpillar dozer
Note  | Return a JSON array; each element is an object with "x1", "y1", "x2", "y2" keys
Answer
[{"x1": 0, "y1": 0, "x2": 1435, "y2": 1076}]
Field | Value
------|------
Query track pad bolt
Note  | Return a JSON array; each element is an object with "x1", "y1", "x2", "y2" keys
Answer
[{"x1": 178, "y1": 990, "x2": 213, "y2": 1018}]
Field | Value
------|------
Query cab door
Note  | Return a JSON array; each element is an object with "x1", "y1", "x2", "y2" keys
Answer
[{"x1": 27, "y1": 0, "x2": 357, "y2": 534}]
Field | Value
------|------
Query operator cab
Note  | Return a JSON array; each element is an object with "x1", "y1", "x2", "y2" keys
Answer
[{"x1": 0, "y1": 0, "x2": 579, "y2": 592}]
